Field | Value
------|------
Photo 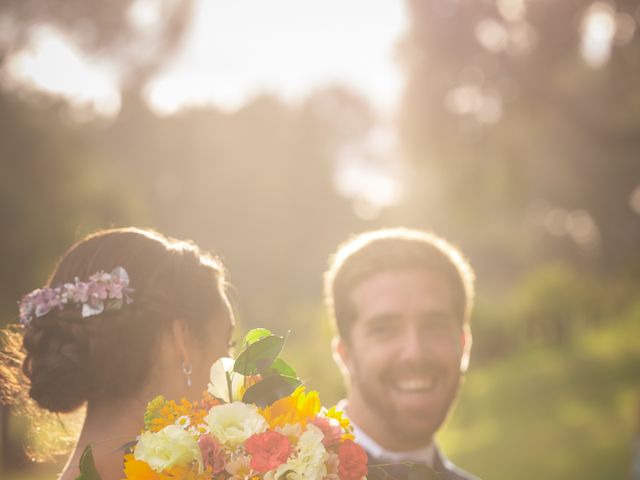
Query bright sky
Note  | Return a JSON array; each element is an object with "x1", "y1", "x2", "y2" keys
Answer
[{"x1": 3, "y1": 0, "x2": 409, "y2": 117}]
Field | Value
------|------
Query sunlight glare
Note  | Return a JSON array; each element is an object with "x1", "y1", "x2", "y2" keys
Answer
[
  {"x1": 145, "y1": 0, "x2": 408, "y2": 115},
  {"x1": 333, "y1": 126, "x2": 403, "y2": 219},
  {"x1": 127, "y1": 0, "x2": 164, "y2": 31},
  {"x1": 580, "y1": 3, "x2": 616, "y2": 69},
  {"x1": 497, "y1": 0, "x2": 527, "y2": 23},
  {"x1": 2, "y1": 25, "x2": 121, "y2": 117}
]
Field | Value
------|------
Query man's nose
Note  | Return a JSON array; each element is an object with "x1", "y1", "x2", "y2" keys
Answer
[{"x1": 399, "y1": 325, "x2": 429, "y2": 362}]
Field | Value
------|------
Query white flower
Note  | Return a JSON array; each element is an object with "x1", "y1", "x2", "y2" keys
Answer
[
  {"x1": 225, "y1": 453, "x2": 254, "y2": 480},
  {"x1": 207, "y1": 402, "x2": 267, "y2": 447},
  {"x1": 270, "y1": 424, "x2": 328, "y2": 480},
  {"x1": 188, "y1": 423, "x2": 209, "y2": 435},
  {"x1": 208, "y1": 357, "x2": 245, "y2": 402},
  {"x1": 324, "y1": 451, "x2": 341, "y2": 480},
  {"x1": 175, "y1": 415, "x2": 191, "y2": 429},
  {"x1": 276, "y1": 423, "x2": 302, "y2": 442},
  {"x1": 134, "y1": 425, "x2": 202, "y2": 472}
]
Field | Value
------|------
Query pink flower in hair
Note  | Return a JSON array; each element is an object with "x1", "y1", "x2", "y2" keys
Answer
[
  {"x1": 17, "y1": 266, "x2": 134, "y2": 326},
  {"x1": 90, "y1": 282, "x2": 109, "y2": 301},
  {"x1": 71, "y1": 280, "x2": 89, "y2": 303},
  {"x1": 107, "y1": 278, "x2": 125, "y2": 299}
]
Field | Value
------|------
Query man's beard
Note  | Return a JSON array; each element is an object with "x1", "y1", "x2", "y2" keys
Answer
[{"x1": 351, "y1": 360, "x2": 462, "y2": 445}]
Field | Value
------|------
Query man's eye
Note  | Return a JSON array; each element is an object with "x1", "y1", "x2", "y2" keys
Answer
[
  {"x1": 423, "y1": 319, "x2": 456, "y2": 336},
  {"x1": 368, "y1": 324, "x2": 395, "y2": 337}
]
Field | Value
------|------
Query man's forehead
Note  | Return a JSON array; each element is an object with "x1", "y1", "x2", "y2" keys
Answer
[{"x1": 349, "y1": 268, "x2": 456, "y2": 319}]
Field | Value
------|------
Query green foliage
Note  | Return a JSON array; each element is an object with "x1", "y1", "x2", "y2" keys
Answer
[
  {"x1": 245, "y1": 328, "x2": 273, "y2": 345},
  {"x1": 143, "y1": 395, "x2": 167, "y2": 429},
  {"x1": 439, "y1": 302, "x2": 640, "y2": 480},
  {"x1": 470, "y1": 263, "x2": 639, "y2": 364},
  {"x1": 273, "y1": 304, "x2": 345, "y2": 406},
  {"x1": 231, "y1": 329, "x2": 302, "y2": 406},
  {"x1": 241, "y1": 374, "x2": 301, "y2": 408},
  {"x1": 74, "y1": 445, "x2": 101, "y2": 480},
  {"x1": 269, "y1": 358, "x2": 298, "y2": 378},
  {"x1": 399, "y1": 0, "x2": 640, "y2": 273},
  {"x1": 233, "y1": 333, "x2": 286, "y2": 376}
]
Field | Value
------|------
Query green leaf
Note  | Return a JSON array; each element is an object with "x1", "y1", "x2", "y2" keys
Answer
[
  {"x1": 120, "y1": 440, "x2": 138, "y2": 454},
  {"x1": 241, "y1": 374, "x2": 302, "y2": 407},
  {"x1": 408, "y1": 463, "x2": 441, "y2": 480},
  {"x1": 244, "y1": 328, "x2": 272, "y2": 345},
  {"x1": 233, "y1": 335, "x2": 285, "y2": 375},
  {"x1": 269, "y1": 357, "x2": 297, "y2": 378},
  {"x1": 74, "y1": 445, "x2": 101, "y2": 480}
]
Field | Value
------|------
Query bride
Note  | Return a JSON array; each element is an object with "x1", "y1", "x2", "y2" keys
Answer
[{"x1": 0, "y1": 227, "x2": 234, "y2": 479}]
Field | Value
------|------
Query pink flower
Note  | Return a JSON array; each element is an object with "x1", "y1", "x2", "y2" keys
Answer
[
  {"x1": 198, "y1": 435, "x2": 225, "y2": 474},
  {"x1": 17, "y1": 266, "x2": 134, "y2": 325},
  {"x1": 338, "y1": 440, "x2": 368, "y2": 480},
  {"x1": 106, "y1": 279, "x2": 125, "y2": 299},
  {"x1": 71, "y1": 281, "x2": 89, "y2": 303},
  {"x1": 312, "y1": 416, "x2": 343, "y2": 447},
  {"x1": 87, "y1": 280, "x2": 109, "y2": 301},
  {"x1": 245, "y1": 431, "x2": 292, "y2": 472},
  {"x1": 34, "y1": 289, "x2": 57, "y2": 316},
  {"x1": 18, "y1": 295, "x2": 36, "y2": 323}
]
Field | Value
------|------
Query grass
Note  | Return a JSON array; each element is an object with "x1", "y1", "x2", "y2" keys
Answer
[{"x1": 439, "y1": 308, "x2": 640, "y2": 479}]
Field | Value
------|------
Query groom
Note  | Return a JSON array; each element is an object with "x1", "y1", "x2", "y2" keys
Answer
[{"x1": 324, "y1": 228, "x2": 479, "y2": 479}]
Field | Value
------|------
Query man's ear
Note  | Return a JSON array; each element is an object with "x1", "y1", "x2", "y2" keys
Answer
[
  {"x1": 332, "y1": 337, "x2": 353, "y2": 379},
  {"x1": 460, "y1": 324, "x2": 472, "y2": 373}
]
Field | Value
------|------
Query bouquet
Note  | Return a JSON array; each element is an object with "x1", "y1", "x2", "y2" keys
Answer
[{"x1": 120, "y1": 329, "x2": 369, "y2": 480}]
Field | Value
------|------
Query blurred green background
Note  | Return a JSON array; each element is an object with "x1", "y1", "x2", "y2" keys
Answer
[{"x1": 1, "y1": 0, "x2": 640, "y2": 479}]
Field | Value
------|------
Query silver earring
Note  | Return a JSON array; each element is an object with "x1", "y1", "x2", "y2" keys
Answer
[{"x1": 182, "y1": 361, "x2": 193, "y2": 388}]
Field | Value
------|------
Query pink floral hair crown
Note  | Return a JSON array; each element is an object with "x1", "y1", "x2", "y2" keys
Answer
[{"x1": 18, "y1": 267, "x2": 134, "y2": 327}]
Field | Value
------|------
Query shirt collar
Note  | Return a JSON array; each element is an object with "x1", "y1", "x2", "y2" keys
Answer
[{"x1": 338, "y1": 400, "x2": 437, "y2": 467}]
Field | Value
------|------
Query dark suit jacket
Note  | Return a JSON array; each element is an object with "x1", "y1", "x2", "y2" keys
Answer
[{"x1": 366, "y1": 447, "x2": 479, "y2": 480}]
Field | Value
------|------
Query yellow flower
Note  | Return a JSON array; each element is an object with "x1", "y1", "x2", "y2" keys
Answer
[
  {"x1": 123, "y1": 454, "x2": 212, "y2": 480},
  {"x1": 123, "y1": 454, "x2": 162, "y2": 480},
  {"x1": 323, "y1": 406, "x2": 354, "y2": 440},
  {"x1": 150, "y1": 398, "x2": 199, "y2": 432},
  {"x1": 260, "y1": 386, "x2": 320, "y2": 429},
  {"x1": 144, "y1": 396, "x2": 167, "y2": 429}
]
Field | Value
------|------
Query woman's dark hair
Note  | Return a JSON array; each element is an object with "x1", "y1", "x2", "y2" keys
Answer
[{"x1": 13, "y1": 227, "x2": 228, "y2": 413}]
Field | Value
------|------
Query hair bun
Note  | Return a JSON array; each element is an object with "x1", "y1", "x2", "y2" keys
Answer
[{"x1": 23, "y1": 316, "x2": 93, "y2": 413}]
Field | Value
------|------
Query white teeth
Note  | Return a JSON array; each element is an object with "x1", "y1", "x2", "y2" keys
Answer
[{"x1": 394, "y1": 377, "x2": 436, "y2": 392}]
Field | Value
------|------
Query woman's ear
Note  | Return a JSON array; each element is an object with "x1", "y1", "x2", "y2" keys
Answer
[{"x1": 171, "y1": 319, "x2": 190, "y2": 366}]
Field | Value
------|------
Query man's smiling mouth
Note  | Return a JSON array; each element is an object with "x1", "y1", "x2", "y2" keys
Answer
[{"x1": 392, "y1": 374, "x2": 438, "y2": 393}]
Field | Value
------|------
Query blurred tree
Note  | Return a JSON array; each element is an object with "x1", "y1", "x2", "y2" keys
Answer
[
  {"x1": 100, "y1": 87, "x2": 369, "y2": 327},
  {"x1": 399, "y1": 0, "x2": 640, "y2": 275},
  {"x1": 0, "y1": 90, "x2": 140, "y2": 325},
  {"x1": 0, "y1": 0, "x2": 193, "y2": 87}
]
